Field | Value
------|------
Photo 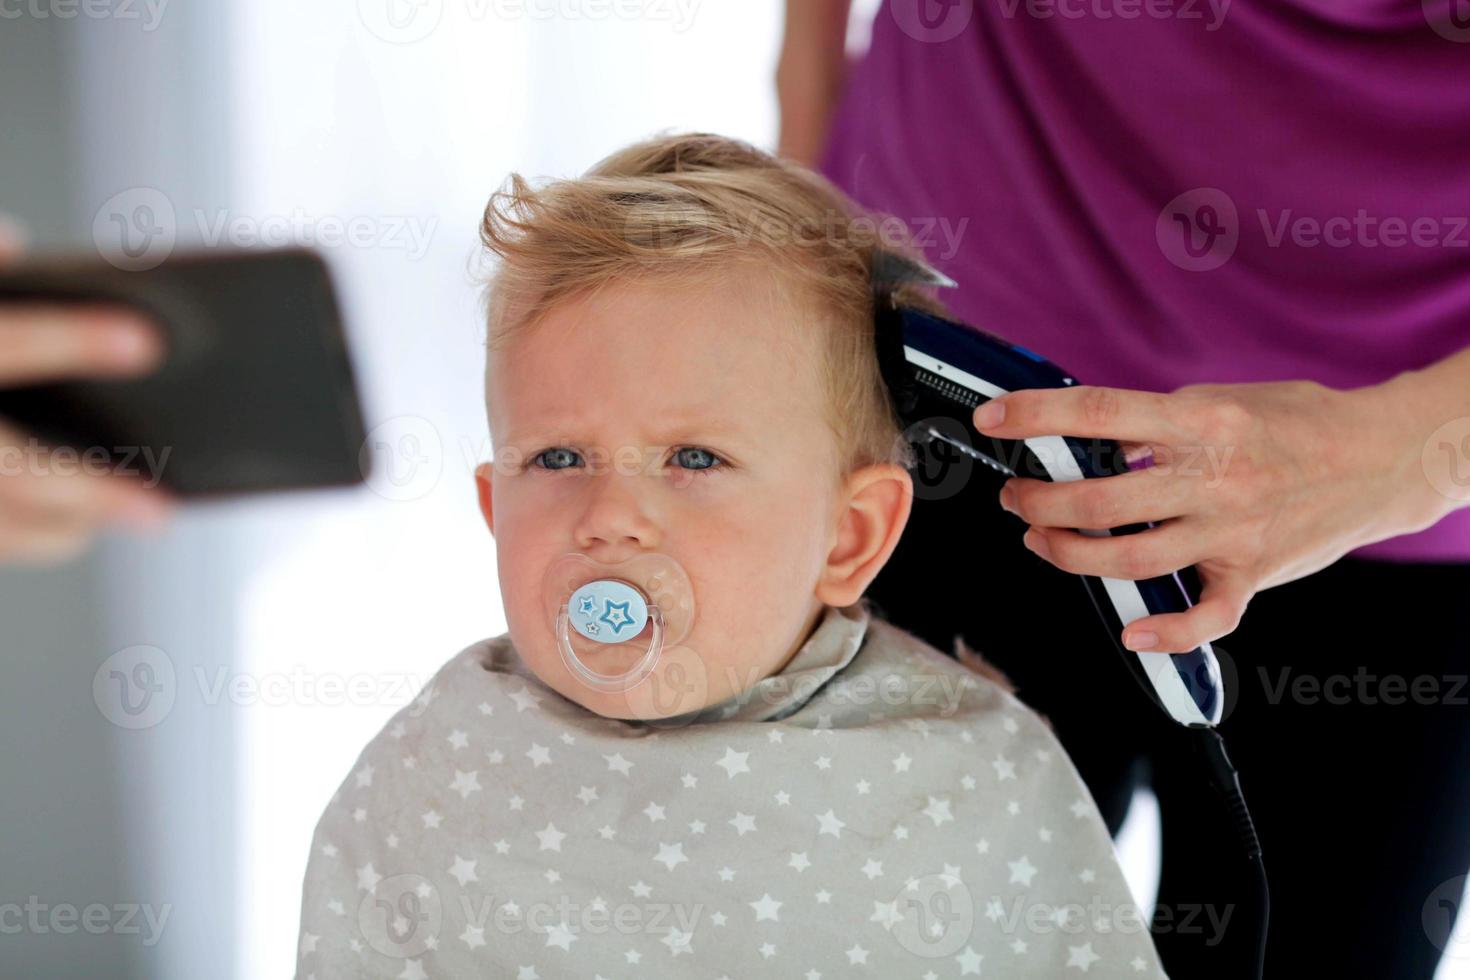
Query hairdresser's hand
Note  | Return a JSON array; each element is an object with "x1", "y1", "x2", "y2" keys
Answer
[
  {"x1": 976, "y1": 376, "x2": 1458, "y2": 654},
  {"x1": 0, "y1": 227, "x2": 173, "y2": 563}
]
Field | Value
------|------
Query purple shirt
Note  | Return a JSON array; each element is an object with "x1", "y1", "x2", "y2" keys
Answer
[{"x1": 820, "y1": 0, "x2": 1470, "y2": 561}]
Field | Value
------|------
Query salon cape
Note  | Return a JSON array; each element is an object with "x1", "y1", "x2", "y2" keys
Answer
[{"x1": 296, "y1": 600, "x2": 1169, "y2": 978}]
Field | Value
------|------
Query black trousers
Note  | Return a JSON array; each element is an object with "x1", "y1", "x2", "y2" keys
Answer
[{"x1": 868, "y1": 470, "x2": 1470, "y2": 978}]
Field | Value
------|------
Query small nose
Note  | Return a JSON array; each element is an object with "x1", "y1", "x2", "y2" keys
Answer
[{"x1": 571, "y1": 474, "x2": 661, "y2": 557}]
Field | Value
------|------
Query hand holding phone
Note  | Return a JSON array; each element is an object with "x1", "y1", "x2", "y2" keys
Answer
[
  {"x1": 0, "y1": 246, "x2": 370, "y2": 562},
  {"x1": 0, "y1": 236, "x2": 174, "y2": 563}
]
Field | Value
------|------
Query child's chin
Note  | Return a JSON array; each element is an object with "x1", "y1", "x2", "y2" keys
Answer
[
  {"x1": 514, "y1": 629, "x2": 715, "y2": 721},
  {"x1": 566, "y1": 649, "x2": 716, "y2": 722},
  {"x1": 569, "y1": 681, "x2": 691, "y2": 722}
]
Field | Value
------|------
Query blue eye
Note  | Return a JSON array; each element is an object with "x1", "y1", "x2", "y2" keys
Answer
[
  {"x1": 673, "y1": 447, "x2": 721, "y2": 472},
  {"x1": 533, "y1": 447, "x2": 581, "y2": 471}
]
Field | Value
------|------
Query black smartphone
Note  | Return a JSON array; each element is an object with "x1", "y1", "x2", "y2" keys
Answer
[{"x1": 0, "y1": 247, "x2": 369, "y2": 496}]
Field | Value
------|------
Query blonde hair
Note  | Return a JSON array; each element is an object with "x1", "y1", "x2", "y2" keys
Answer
[{"x1": 477, "y1": 131, "x2": 950, "y2": 474}]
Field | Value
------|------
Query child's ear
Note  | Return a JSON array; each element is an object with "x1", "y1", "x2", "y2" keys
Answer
[
  {"x1": 815, "y1": 463, "x2": 913, "y2": 608},
  {"x1": 474, "y1": 462, "x2": 495, "y2": 536}
]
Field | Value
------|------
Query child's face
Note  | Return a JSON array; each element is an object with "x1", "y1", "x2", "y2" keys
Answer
[{"x1": 479, "y1": 268, "x2": 855, "y2": 720}]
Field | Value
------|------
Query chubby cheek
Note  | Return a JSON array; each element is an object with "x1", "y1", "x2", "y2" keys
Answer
[
  {"x1": 499, "y1": 573, "x2": 542, "y2": 650},
  {"x1": 491, "y1": 507, "x2": 561, "y2": 675},
  {"x1": 675, "y1": 505, "x2": 828, "y2": 704},
  {"x1": 686, "y1": 570, "x2": 816, "y2": 706}
]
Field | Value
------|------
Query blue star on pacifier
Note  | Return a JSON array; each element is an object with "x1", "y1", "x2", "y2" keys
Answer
[
  {"x1": 598, "y1": 599, "x2": 637, "y2": 635},
  {"x1": 567, "y1": 579, "x2": 650, "y2": 645}
]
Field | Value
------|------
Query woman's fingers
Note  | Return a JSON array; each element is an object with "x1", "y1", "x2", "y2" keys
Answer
[
  {"x1": 1118, "y1": 569, "x2": 1253, "y2": 654},
  {"x1": 1001, "y1": 467, "x2": 1194, "y2": 530},
  {"x1": 0, "y1": 304, "x2": 164, "y2": 385},
  {"x1": 0, "y1": 403, "x2": 173, "y2": 568},
  {"x1": 0, "y1": 506, "x2": 99, "y2": 565},
  {"x1": 0, "y1": 421, "x2": 171, "y2": 527},
  {"x1": 0, "y1": 218, "x2": 165, "y2": 383},
  {"x1": 1021, "y1": 518, "x2": 1224, "y2": 583},
  {"x1": 974, "y1": 385, "x2": 1186, "y2": 445}
]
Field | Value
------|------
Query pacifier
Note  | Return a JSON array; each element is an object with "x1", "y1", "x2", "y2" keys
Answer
[{"x1": 543, "y1": 552, "x2": 696, "y2": 693}]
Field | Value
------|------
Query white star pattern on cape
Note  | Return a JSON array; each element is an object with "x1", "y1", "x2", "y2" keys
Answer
[
  {"x1": 749, "y1": 893, "x2": 782, "y2": 922},
  {"x1": 654, "y1": 842, "x2": 688, "y2": 871},
  {"x1": 449, "y1": 770, "x2": 480, "y2": 799},
  {"x1": 447, "y1": 855, "x2": 477, "y2": 886},
  {"x1": 535, "y1": 822, "x2": 565, "y2": 852},
  {"x1": 716, "y1": 746, "x2": 750, "y2": 778}
]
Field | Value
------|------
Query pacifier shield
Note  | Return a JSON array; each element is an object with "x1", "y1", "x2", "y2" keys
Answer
[
  {"x1": 543, "y1": 552, "x2": 694, "y2": 647},
  {"x1": 568, "y1": 580, "x2": 650, "y2": 644}
]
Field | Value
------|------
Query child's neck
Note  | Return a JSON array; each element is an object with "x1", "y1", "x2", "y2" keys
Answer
[{"x1": 764, "y1": 597, "x2": 827, "y2": 680}]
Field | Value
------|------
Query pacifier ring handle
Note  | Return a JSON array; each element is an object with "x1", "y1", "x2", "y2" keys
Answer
[{"x1": 556, "y1": 605, "x2": 665, "y2": 693}]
